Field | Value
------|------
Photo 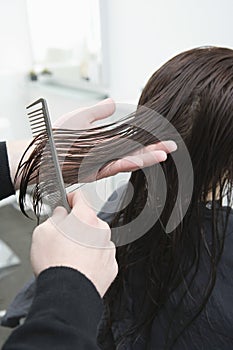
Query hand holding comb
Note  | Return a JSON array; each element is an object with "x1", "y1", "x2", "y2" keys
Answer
[{"x1": 27, "y1": 98, "x2": 71, "y2": 213}]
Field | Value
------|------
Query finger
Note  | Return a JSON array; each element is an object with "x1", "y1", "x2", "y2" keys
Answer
[
  {"x1": 108, "y1": 140, "x2": 176, "y2": 164},
  {"x1": 64, "y1": 190, "x2": 111, "y2": 246},
  {"x1": 53, "y1": 98, "x2": 115, "y2": 130},
  {"x1": 85, "y1": 98, "x2": 116, "y2": 123},
  {"x1": 124, "y1": 150, "x2": 167, "y2": 169},
  {"x1": 68, "y1": 190, "x2": 98, "y2": 224},
  {"x1": 51, "y1": 206, "x2": 68, "y2": 224},
  {"x1": 136, "y1": 140, "x2": 177, "y2": 155},
  {"x1": 97, "y1": 150, "x2": 167, "y2": 179},
  {"x1": 117, "y1": 141, "x2": 177, "y2": 158},
  {"x1": 67, "y1": 190, "x2": 85, "y2": 209}
]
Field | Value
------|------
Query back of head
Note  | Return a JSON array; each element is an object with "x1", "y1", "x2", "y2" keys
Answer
[
  {"x1": 109, "y1": 47, "x2": 233, "y2": 348},
  {"x1": 139, "y1": 47, "x2": 233, "y2": 203}
]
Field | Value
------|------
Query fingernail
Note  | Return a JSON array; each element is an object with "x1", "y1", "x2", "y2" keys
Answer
[{"x1": 165, "y1": 140, "x2": 177, "y2": 152}]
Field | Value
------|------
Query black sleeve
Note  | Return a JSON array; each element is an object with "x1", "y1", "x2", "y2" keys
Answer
[
  {"x1": 0, "y1": 142, "x2": 15, "y2": 200},
  {"x1": 2, "y1": 267, "x2": 103, "y2": 350}
]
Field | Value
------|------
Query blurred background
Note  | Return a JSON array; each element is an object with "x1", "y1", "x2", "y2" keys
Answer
[{"x1": 0, "y1": 0, "x2": 233, "y2": 345}]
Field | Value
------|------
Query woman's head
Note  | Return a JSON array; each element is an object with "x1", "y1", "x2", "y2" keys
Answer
[
  {"x1": 138, "y1": 46, "x2": 233, "y2": 202},
  {"x1": 111, "y1": 46, "x2": 233, "y2": 245},
  {"x1": 108, "y1": 47, "x2": 233, "y2": 348}
]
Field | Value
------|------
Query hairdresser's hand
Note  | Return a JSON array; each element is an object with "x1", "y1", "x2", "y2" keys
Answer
[
  {"x1": 54, "y1": 98, "x2": 116, "y2": 130},
  {"x1": 54, "y1": 98, "x2": 177, "y2": 178},
  {"x1": 96, "y1": 140, "x2": 177, "y2": 180},
  {"x1": 30, "y1": 190, "x2": 117, "y2": 297}
]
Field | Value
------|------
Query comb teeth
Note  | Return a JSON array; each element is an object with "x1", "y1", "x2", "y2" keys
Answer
[
  {"x1": 27, "y1": 99, "x2": 47, "y2": 137},
  {"x1": 25, "y1": 98, "x2": 71, "y2": 213}
]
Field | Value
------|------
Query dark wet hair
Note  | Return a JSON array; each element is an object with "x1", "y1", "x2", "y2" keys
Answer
[
  {"x1": 106, "y1": 46, "x2": 233, "y2": 348},
  {"x1": 16, "y1": 47, "x2": 233, "y2": 348}
]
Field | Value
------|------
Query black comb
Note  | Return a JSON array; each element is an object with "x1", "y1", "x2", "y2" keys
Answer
[{"x1": 27, "y1": 98, "x2": 70, "y2": 213}]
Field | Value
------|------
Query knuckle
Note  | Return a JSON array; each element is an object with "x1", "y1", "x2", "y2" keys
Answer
[
  {"x1": 102, "y1": 228, "x2": 112, "y2": 243},
  {"x1": 108, "y1": 241, "x2": 116, "y2": 250},
  {"x1": 89, "y1": 213, "x2": 99, "y2": 225},
  {"x1": 100, "y1": 220, "x2": 111, "y2": 232},
  {"x1": 33, "y1": 220, "x2": 50, "y2": 237},
  {"x1": 110, "y1": 260, "x2": 118, "y2": 279},
  {"x1": 113, "y1": 262, "x2": 119, "y2": 276}
]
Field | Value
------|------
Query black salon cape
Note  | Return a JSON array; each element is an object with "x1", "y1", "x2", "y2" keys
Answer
[{"x1": 0, "y1": 141, "x2": 103, "y2": 349}]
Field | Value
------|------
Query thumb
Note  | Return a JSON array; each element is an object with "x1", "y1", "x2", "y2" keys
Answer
[
  {"x1": 51, "y1": 206, "x2": 68, "y2": 224},
  {"x1": 67, "y1": 190, "x2": 98, "y2": 225},
  {"x1": 85, "y1": 98, "x2": 116, "y2": 123}
]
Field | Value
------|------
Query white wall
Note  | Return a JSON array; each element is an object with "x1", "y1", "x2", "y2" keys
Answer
[
  {"x1": 1, "y1": 0, "x2": 233, "y2": 139},
  {"x1": 0, "y1": 0, "x2": 102, "y2": 141},
  {"x1": 0, "y1": 0, "x2": 33, "y2": 140},
  {"x1": 0, "y1": 0, "x2": 32, "y2": 73},
  {"x1": 106, "y1": 0, "x2": 233, "y2": 101}
]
